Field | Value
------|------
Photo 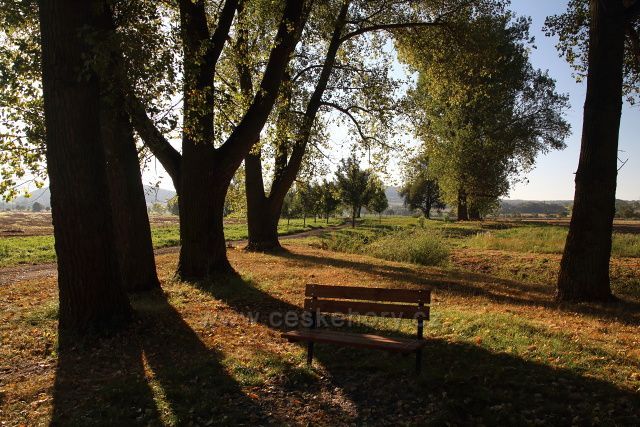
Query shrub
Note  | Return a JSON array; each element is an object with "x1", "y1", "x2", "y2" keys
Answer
[
  {"x1": 368, "y1": 229, "x2": 450, "y2": 266},
  {"x1": 323, "y1": 229, "x2": 379, "y2": 253},
  {"x1": 322, "y1": 227, "x2": 450, "y2": 266}
]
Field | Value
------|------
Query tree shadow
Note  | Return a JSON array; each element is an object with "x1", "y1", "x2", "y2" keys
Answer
[
  {"x1": 193, "y1": 273, "x2": 640, "y2": 424},
  {"x1": 51, "y1": 290, "x2": 267, "y2": 425},
  {"x1": 277, "y1": 249, "x2": 640, "y2": 326}
]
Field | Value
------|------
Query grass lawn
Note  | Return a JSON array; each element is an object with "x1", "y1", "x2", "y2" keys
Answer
[
  {"x1": 0, "y1": 218, "x2": 340, "y2": 268},
  {"x1": 1, "y1": 243, "x2": 639, "y2": 425},
  {"x1": 318, "y1": 216, "x2": 640, "y2": 259}
]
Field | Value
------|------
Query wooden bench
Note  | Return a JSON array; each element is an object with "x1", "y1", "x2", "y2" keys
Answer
[{"x1": 282, "y1": 284, "x2": 430, "y2": 374}]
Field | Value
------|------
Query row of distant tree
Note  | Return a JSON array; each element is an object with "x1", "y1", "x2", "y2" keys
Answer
[{"x1": 166, "y1": 155, "x2": 389, "y2": 227}]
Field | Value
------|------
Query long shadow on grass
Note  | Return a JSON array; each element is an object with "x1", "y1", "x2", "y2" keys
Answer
[
  {"x1": 51, "y1": 290, "x2": 265, "y2": 425},
  {"x1": 279, "y1": 249, "x2": 640, "y2": 326},
  {"x1": 195, "y1": 273, "x2": 640, "y2": 425}
]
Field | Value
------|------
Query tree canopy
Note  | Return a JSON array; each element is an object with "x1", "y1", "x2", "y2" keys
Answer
[{"x1": 397, "y1": 11, "x2": 570, "y2": 217}]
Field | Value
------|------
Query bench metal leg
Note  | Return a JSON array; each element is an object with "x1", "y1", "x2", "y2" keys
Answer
[
  {"x1": 307, "y1": 342, "x2": 314, "y2": 366},
  {"x1": 415, "y1": 349, "x2": 422, "y2": 375}
]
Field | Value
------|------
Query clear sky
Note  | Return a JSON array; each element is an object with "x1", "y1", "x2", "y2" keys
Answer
[
  {"x1": 141, "y1": 0, "x2": 639, "y2": 201},
  {"x1": 506, "y1": 0, "x2": 639, "y2": 200}
]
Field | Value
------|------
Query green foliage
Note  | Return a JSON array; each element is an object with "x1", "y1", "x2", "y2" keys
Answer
[
  {"x1": 225, "y1": 168, "x2": 246, "y2": 217},
  {"x1": 316, "y1": 180, "x2": 341, "y2": 221},
  {"x1": 322, "y1": 225, "x2": 450, "y2": 266},
  {"x1": 399, "y1": 151, "x2": 445, "y2": 217},
  {"x1": 615, "y1": 200, "x2": 640, "y2": 219},
  {"x1": 366, "y1": 176, "x2": 388, "y2": 217},
  {"x1": 0, "y1": 1, "x2": 45, "y2": 200},
  {"x1": 335, "y1": 155, "x2": 373, "y2": 222},
  {"x1": 31, "y1": 201, "x2": 43, "y2": 212},
  {"x1": 368, "y1": 229, "x2": 450, "y2": 266},
  {"x1": 0, "y1": 235, "x2": 55, "y2": 267},
  {"x1": 544, "y1": 0, "x2": 640, "y2": 103},
  {"x1": 166, "y1": 196, "x2": 179, "y2": 216},
  {"x1": 464, "y1": 226, "x2": 640, "y2": 257},
  {"x1": 0, "y1": 0, "x2": 180, "y2": 201},
  {"x1": 149, "y1": 202, "x2": 166, "y2": 215},
  {"x1": 0, "y1": 218, "x2": 341, "y2": 268},
  {"x1": 398, "y1": 11, "x2": 570, "y2": 213}
]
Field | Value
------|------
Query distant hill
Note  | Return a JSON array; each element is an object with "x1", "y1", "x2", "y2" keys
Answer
[
  {"x1": 384, "y1": 186, "x2": 404, "y2": 207},
  {"x1": 142, "y1": 186, "x2": 176, "y2": 205},
  {"x1": 1, "y1": 186, "x2": 176, "y2": 210},
  {"x1": 498, "y1": 200, "x2": 571, "y2": 216}
]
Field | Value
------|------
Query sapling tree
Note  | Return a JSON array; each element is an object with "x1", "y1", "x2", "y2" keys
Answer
[
  {"x1": 399, "y1": 151, "x2": 445, "y2": 219},
  {"x1": 335, "y1": 155, "x2": 373, "y2": 228}
]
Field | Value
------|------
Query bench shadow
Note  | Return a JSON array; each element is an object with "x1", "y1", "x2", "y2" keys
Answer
[
  {"x1": 194, "y1": 273, "x2": 640, "y2": 425},
  {"x1": 51, "y1": 290, "x2": 266, "y2": 425},
  {"x1": 277, "y1": 249, "x2": 640, "y2": 326}
]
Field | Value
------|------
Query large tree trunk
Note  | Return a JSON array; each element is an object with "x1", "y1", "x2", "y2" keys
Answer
[
  {"x1": 178, "y1": 148, "x2": 232, "y2": 279},
  {"x1": 38, "y1": 0, "x2": 131, "y2": 332},
  {"x1": 175, "y1": 0, "x2": 225, "y2": 280},
  {"x1": 177, "y1": 0, "x2": 308, "y2": 279},
  {"x1": 98, "y1": 5, "x2": 159, "y2": 292},
  {"x1": 457, "y1": 188, "x2": 469, "y2": 221},
  {"x1": 423, "y1": 203, "x2": 431, "y2": 219},
  {"x1": 244, "y1": 2, "x2": 349, "y2": 248},
  {"x1": 468, "y1": 205, "x2": 481, "y2": 221},
  {"x1": 245, "y1": 152, "x2": 282, "y2": 251},
  {"x1": 557, "y1": 0, "x2": 625, "y2": 303},
  {"x1": 101, "y1": 100, "x2": 160, "y2": 292}
]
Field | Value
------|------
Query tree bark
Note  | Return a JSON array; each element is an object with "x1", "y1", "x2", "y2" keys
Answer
[
  {"x1": 244, "y1": 1, "x2": 349, "y2": 250},
  {"x1": 178, "y1": 168, "x2": 231, "y2": 278},
  {"x1": 457, "y1": 188, "x2": 469, "y2": 221},
  {"x1": 557, "y1": 0, "x2": 625, "y2": 303},
  {"x1": 178, "y1": 0, "x2": 308, "y2": 279},
  {"x1": 101, "y1": 98, "x2": 160, "y2": 292},
  {"x1": 245, "y1": 152, "x2": 282, "y2": 251},
  {"x1": 98, "y1": 3, "x2": 159, "y2": 292},
  {"x1": 423, "y1": 203, "x2": 431, "y2": 219},
  {"x1": 175, "y1": 0, "x2": 232, "y2": 279},
  {"x1": 468, "y1": 205, "x2": 481, "y2": 221},
  {"x1": 38, "y1": 0, "x2": 131, "y2": 332}
]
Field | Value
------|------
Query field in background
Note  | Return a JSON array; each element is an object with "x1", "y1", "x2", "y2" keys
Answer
[
  {"x1": 0, "y1": 213, "x2": 340, "y2": 268},
  {"x1": 1, "y1": 212, "x2": 639, "y2": 269},
  {"x1": 311, "y1": 216, "x2": 640, "y2": 258}
]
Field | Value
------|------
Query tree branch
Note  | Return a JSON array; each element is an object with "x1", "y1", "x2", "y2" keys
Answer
[
  {"x1": 126, "y1": 94, "x2": 182, "y2": 189},
  {"x1": 320, "y1": 101, "x2": 375, "y2": 143},
  {"x1": 339, "y1": 21, "x2": 444, "y2": 43},
  {"x1": 208, "y1": 0, "x2": 240, "y2": 65},
  {"x1": 626, "y1": 23, "x2": 640, "y2": 69}
]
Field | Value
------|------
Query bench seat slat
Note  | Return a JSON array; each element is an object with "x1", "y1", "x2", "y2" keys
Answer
[
  {"x1": 306, "y1": 284, "x2": 430, "y2": 303},
  {"x1": 304, "y1": 298, "x2": 429, "y2": 319},
  {"x1": 282, "y1": 329, "x2": 426, "y2": 353}
]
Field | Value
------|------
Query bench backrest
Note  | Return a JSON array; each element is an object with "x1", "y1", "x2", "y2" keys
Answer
[{"x1": 304, "y1": 284, "x2": 430, "y2": 320}]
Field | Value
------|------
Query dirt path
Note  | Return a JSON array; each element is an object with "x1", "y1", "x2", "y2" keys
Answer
[{"x1": 0, "y1": 224, "x2": 344, "y2": 286}]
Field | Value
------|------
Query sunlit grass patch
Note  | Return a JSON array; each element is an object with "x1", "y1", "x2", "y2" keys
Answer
[
  {"x1": 320, "y1": 225, "x2": 449, "y2": 266},
  {"x1": 0, "y1": 218, "x2": 342, "y2": 268},
  {"x1": 23, "y1": 301, "x2": 58, "y2": 326},
  {"x1": 0, "y1": 235, "x2": 56, "y2": 267},
  {"x1": 463, "y1": 226, "x2": 640, "y2": 257},
  {"x1": 368, "y1": 229, "x2": 450, "y2": 266}
]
